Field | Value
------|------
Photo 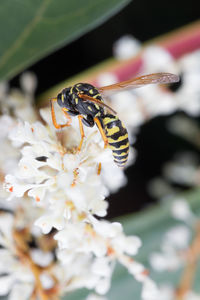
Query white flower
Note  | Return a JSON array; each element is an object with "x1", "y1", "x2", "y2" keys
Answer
[
  {"x1": 150, "y1": 251, "x2": 182, "y2": 272},
  {"x1": 142, "y1": 278, "x2": 159, "y2": 300},
  {"x1": 0, "y1": 212, "x2": 35, "y2": 298},
  {"x1": 96, "y1": 72, "x2": 118, "y2": 87},
  {"x1": 30, "y1": 249, "x2": 54, "y2": 267},
  {"x1": 171, "y1": 199, "x2": 195, "y2": 223},
  {"x1": 2, "y1": 106, "x2": 154, "y2": 299},
  {"x1": 142, "y1": 46, "x2": 176, "y2": 73},
  {"x1": 165, "y1": 225, "x2": 191, "y2": 249},
  {"x1": 113, "y1": 35, "x2": 141, "y2": 60},
  {"x1": 164, "y1": 161, "x2": 197, "y2": 186},
  {"x1": 86, "y1": 294, "x2": 108, "y2": 300},
  {"x1": 184, "y1": 291, "x2": 200, "y2": 300},
  {"x1": 5, "y1": 110, "x2": 129, "y2": 232},
  {"x1": 150, "y1": 223, "x2": 191, "y2": 272},
  {"x1": 154, "y1": 285, "x2": 175, "y2": 300},
  {"x1": 19, "y1": 72, "x2": 37, "y2": 96},
  {"x1": 7, "y1": 283, "x2": 33, "y2": 300}
]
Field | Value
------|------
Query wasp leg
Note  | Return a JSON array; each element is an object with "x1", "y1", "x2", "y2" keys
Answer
[
  {"x1": 50, "y1": 98, "x2": 71, "y2": 129},
  {"x1": 77, "y1": 115, "x2": 85, "y2": 152},
  {"x1": 94, "y1": 117, "x2": 108, "y2": 148},
  {"x1": 62, "y1": 108, "x2": 72, "y2": 126}
]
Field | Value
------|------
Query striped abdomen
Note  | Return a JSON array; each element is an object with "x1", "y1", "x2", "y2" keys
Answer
[{"x1": 102, "y1": 114, "x2": 129, "y2": 167}]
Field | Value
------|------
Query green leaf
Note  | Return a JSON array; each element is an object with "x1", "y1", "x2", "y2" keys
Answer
[
  {"x1": 0, "y1": 0, "x2": 130, "y2": 81},
  {"x1": 63, "y1": 188, "x2": 200, "y2": 300}
]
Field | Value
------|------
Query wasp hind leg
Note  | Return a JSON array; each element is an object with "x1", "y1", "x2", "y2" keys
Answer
[
  {"x1": 94, "y1": 117, "x2": 108, "y2": 149},
  {"x1": 50, "y1": 98, "x2": 72, "y2": 129}
]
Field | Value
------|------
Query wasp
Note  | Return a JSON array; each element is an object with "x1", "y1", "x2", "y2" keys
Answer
[{"x1": 50, "y1": 73, "x2": 179, "y2": 167}]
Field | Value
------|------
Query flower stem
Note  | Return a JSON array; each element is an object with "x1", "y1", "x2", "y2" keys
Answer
[
  {"x1": 13, "y1": 228, "x2": 58, "y2": 300},
  {"x1": 175, "y1": 222, "x2": 200, "y2": 299}
]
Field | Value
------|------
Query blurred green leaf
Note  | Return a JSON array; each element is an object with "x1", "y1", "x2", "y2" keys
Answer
[
  {"x1": 64, "y1": 188, "x2": 200, "y2": 300},
  {"x1": 0, "y1": 0, "x2": 130, "y2": 81}
]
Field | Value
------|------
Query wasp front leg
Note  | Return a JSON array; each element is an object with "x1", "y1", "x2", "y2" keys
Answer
[
  {"x1": 94, "y1": 117, "x2": 108, "y2": 149},
  {"x1": 77, "y1": 115, "x2": 85, "y2": 152},
  {"x1": 50, "y1": 98, "x2": 72, "y2": 129},
  {"x1": 62, "y1": 108, "x2": 72, "y2": 126}
]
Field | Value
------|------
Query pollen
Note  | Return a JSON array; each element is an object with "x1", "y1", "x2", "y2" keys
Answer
[
  {"x1": 107, "y1": 246, "x2": 115, "y2": 256},
  {"x1": 35, "y1": 196, "x2": 40, "y2": 202},
  {"x1": 85, "y1": 223, "x2": 96, "y2": 237},
  {"x1": 65, "y1": 200, "x2": 75, "y2": 210},
  {"x1": 141, "y1": 269, "x2": 149, "y2": 276},
  {"x1": 97, "y1": 162, "x2": 102, "y2": 175},
  {"x1": 9, "y1": 186, "x2": 13, "y2": 192},
  {"x1": 71, "y1": 168, "x2": 79, "y2": 187}
]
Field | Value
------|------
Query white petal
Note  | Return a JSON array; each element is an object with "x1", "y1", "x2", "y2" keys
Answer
[
  {"x1": 0, "y1": 275, "x2": 14, "y2": 295},
  {"x1": 113, "y1": 35, "x2": 141, "y2": 60},
  {"x1": 86, "y1": 294, "x2": 108, "y2": 300},
  {"x1": 92, "y1": 257, "x2": 112, "y2": 277},
  {"x1": 31, "y1": 249, "x2": 54, "y2": 267},
  {"x1": 40, "y1": 273, "x2": 54, "y2": 290},
  {"x1": 95, "y1": 277, "x2": 111, "y2": 295},
  {"x1": 142, "y1": 278, "x2": 159, "y2": 300},
  {"x1": 8, "y1": 282, "x2": 33, "y2": 300},
  {"x1": 171, "y1": 199, "x2": 195, "y2": 222}
]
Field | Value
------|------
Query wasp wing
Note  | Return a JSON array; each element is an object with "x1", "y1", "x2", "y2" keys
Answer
[
  {"x1": 98, "y1": 72, "x2": 180, "y2": 95},
  {"x1": 78, "y1": 93, "x2": 117, "y2": 115}
]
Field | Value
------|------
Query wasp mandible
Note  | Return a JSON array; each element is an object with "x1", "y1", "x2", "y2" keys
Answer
[{"x1": 50, "y1": 73, "x2": 179, "y2": 167}]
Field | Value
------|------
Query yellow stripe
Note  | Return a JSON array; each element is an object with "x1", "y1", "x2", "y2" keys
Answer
[
  {"x1": 89, "y1": 89, "x2": 94, "y2": 94},
  {"x1": 61, "y1": 94, "x2": 64, "y2": 103},
  {"x1": 103, "y1": 117, "x2": 118, "y2": 125},
  {"x1": 114, "y1": 157, "x2": 128, "y2": 162},
  {"x1": 107, "y1": 133, "x2": 128, "y2": 143},
  {"x1": 75, "y1": 97, "x2": 79, "y2": 104},
  {"x1": 62, "y1": 107, "x2": 69, "y2": 112},
  {"x1": 113, "y1": 151, "x2": 129, "y2": 157},
  {"x1": 106, "y1": 126, "x2": 120, "y2": 136},
  {"x1": 121, "y1": 121, "x2": 126, "y2": 129},
  {"x1": 93, "y1": 93, "x2": 101, "y2": 98},
  {"x1": 108, "y1": 142, "x2": 129, "y2": 150}
]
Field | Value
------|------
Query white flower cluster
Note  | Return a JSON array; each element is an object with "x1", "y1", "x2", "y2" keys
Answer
[
  {"x1": 113, "y1": 36, "x2": 200, "y2": 125},
  {"x1": 0, "y1": 74, "x2": 156, "y2": 299},
  {"x1": 149, "y1": 199, "x2": 200, "y2": 299},
  {"x1": 150, "y1": 199, "x2": 195, "y2": 272},
  {"x1": 148, "y1": 150, "x2": 200, "y2": 202},
  {"x1": 1, "y1": 34, "x2": 200, "y2": 300}
]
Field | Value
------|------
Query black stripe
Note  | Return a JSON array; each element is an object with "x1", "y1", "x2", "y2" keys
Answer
[
  {"x1": 107, "y1": 130, "x2": 122, "y2": 140},
  {"x1": 112, "y1": 147, "x2": 129, "y2": 155},
  {"x1": 114, "y1": 159, "x2": 127, "y2": 165},
  {"x1": 113, "y1": 153, "x2": 129, "y2": 161},
  {"x1": 109, "y1": 138, "x2": 129, "y2": 148},
  {"x1": 106, "y1": 119, "x2": 121, "y2": 129}
]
